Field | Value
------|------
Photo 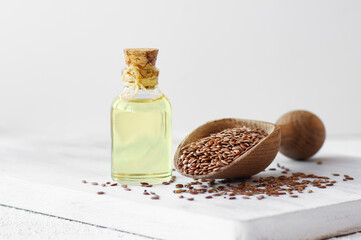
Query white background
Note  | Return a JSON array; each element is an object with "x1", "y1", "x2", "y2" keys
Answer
[{"x1": 1, "y1": 0, "x2": 360, "y2": 140}]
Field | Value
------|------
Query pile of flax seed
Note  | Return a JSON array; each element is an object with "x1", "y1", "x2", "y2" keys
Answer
[{"x1": 177, "y1": 126, "x2": 268, "y2": 176}]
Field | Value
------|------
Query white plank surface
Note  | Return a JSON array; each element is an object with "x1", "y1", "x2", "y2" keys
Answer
[
  {"x1": 1, "y1": 133, "x2": 361, "y2": 240},
  {"x1": 0, "y1": 205, "x2": 150, "y2": 240}
]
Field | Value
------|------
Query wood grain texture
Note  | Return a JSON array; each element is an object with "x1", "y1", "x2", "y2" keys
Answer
[
  {"x1": 276, "y1": 110, "x2": 326, "y2": 160},
  {"x1": 174, "y1": 118, "x2": 281, "y2": 179}
]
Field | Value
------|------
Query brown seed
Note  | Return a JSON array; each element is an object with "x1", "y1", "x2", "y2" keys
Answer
[
  {"x1": 143, "y1": 192, "x2": 150, "y2": 195},
  {"x1": 82, "y1": 180, "x2": 87, "y2": 183},
  {"x1": 151, "y1": 195, "x2": 160, "y2": 200},
  {"x1": 124, "y1": 188, "x2": 131, "y2": 191},
  {"x1": 121, "y1": 184, "x2": 127, "y2": 188},
  {"x1": 101, "y1": 184, "x2": 106, "y2": 187},
  {"x1": 177, "y1": 127, "x2": 268, "y2": 175},
  {"x1": 106, "y1": 182, "x2": 111, "y2": 184},
  {"x1": 332, "y1": 173, "x2": 340, "y2": 176},
  {"x1": 91, "y1": 182, "x2": 98, "y2": 185},
  {"x1": 229, "y1": 197, "x2": 236, "y2": 200},
  {"x1": 317, "y1": 161, "x2": 322, "y2": 165},
  {"x1": 110, "y1": 183, "x2": 118, "y2": 186},
  {"x1": 205, "y1": 195, "x2": 213, "y2": 199},
  {"x1": 175, "y1": 184, "x2": 184, "y2": 188},
  {"x1": 308, "y1": 190, "x2": 313, "y2": 193},
  {"x1": 97, "y1": 191, "x2": 105, "y2": 195},
  {"x1": 187, "y1": 198, "x2": 194, "y2": 201},
  {"x1": 242, "y1": 196, "x2": 250, "y2": 199},
  {"x1": 269, "y1": 168, "x2": 276, "y2": 171},
  {"x1": 290, "y1": 195, "x2": 298, "y2": 198},
  {"x1": 162, "y1": 182, "x2": 170, "y2": 185}
]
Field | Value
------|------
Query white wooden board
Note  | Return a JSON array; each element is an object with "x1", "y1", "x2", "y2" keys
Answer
[{"x1": 1, "y1": 133, "x2": 361, "y2": 240}]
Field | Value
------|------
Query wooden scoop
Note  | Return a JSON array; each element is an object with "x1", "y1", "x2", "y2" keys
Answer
[{"x1": 174, "y1": 110, "x2": 325, "y2": 179}]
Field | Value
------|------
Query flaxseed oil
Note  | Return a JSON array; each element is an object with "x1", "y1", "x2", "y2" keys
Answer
[{"x1": 111, "y1": 95, "x2": 172, "y2": 184}]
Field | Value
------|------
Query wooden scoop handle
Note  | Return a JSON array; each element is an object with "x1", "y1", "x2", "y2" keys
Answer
[{"x1": 276, "y1": 110, "x2": 326, "y2": 160}]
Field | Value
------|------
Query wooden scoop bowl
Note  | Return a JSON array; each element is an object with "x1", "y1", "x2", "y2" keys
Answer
[{"x1": 174, "y1": 110, "x2": 325, "y2": 179}]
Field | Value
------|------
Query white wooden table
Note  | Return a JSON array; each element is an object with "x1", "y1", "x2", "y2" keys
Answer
[{"x1": 1, "y1": 133, "x2": 361, "y2": 240}]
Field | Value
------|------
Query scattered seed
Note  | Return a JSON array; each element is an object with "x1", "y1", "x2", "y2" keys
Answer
[
  {"x1": 101, "y1": 184, "x2": 106, "y2": 187},
  {"x1": 179, "y1": 195, "x2": 184, "y2": 199},
  {"x1": 106, "y1": 182, "x2": 111, "y2": 184},
  {"x1": 317, "y1": 161, "x2": 322, "y2": 165},
  {"x1": 332, "y1": 173, "x2": 340, "y2": 176},
  {"x1": 151, "y1": 195, "x2": 159, "y2": 200},
  {"x1": 269, "y1": 168, "x2": 276, "y2": 171},
  {"x1": 205, "y1": 195, "x2": 213, "y2": 199},
  {"x1": 110, "y1": 183, "x2": 118, "y2": 186},
  {"x1": 91, "y1": 182, "x2": 98, "y2": 185},
  {"x1": 175, "y1": 184, "x2": 184, "y2": 188},
  {"x1": 187, "y1": 198, "x2": 194, "y2": 201},
  {"x1": 229, "y1": 197, "x2": 236, "y2": 200},
  {"x1": 82, "y1": 180, "x2": 87, "y2": 184},
  {"x1": 97, "y1": 191, "x2": 105, "y2": 195}
]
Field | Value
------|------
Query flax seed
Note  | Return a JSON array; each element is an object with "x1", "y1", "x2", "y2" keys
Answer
[{"x1": 177, "y1": 127, "x2": 268, "y2": 175}]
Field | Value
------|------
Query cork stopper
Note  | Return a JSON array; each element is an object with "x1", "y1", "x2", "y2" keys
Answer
[{"x1": 124, "y1": 48, "x2": 158, "y2": 68}]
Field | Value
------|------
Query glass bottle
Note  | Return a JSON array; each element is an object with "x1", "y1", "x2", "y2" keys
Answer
[{"x1": 111, "y1": 48, "x2": 172, "y2": 185}]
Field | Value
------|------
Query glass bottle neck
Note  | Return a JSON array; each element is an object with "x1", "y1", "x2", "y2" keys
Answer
[
  {"x1": 120, "y1": 85, "x2": 163, "y2": 101},
  {"x1": 120, "y1": 66, "x2": 162, "y2": 101}
]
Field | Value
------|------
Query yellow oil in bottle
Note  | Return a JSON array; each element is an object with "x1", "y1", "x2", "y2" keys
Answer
[{"x1": 111, "y1": 95, "x2": 172, "y2": 184}]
